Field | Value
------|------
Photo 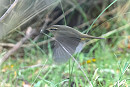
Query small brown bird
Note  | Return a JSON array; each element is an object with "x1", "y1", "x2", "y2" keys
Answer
[{"x1": 46, "y1": 25, "x2": 104, "y2": 64}]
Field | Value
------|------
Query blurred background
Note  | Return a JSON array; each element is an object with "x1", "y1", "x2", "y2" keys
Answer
[{"x1": 0, "y1": 0, "x2": 130, "y2": 87}]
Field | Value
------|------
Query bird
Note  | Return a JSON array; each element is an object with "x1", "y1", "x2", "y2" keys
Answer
[{"x1": 46, "y1": 25, "x2": 104, "y2": 64}]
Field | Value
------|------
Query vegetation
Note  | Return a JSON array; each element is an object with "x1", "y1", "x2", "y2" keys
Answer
[{"x1": 0, "y1": 0, "x2": 130, "y2": 87}]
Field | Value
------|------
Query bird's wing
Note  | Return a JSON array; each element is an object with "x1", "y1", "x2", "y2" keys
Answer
[
  {"x1": 53, "y1": 36, "x2": 83, "y2": 63},
  {"x1": 53, "y1": 41, "x2": 72, "y2": 63}
]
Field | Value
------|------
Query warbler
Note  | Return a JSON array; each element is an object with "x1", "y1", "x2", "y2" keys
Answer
[{"x1": 46, "y1": 25, "x2": 104, "y2": 64}]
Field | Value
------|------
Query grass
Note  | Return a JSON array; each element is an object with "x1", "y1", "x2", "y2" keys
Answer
[
  {"x1": 0, "y1": 40, "x2": 130, "y2": 86},
  {"x1": 0, "y1": 0, "x2": 130, "y2": 87}
]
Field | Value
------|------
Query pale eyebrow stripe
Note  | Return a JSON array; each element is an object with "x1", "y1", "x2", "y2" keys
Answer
[{"x1": 49, "y1": 27, "x2": 58, "y2": 29}]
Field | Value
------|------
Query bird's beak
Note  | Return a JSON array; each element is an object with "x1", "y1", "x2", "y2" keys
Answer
[
  {"x1": 40, "y1": 28, "x2": 49, "y2": 34},
  {"x1": 40, "y1": 26, "x2": 52, "y2": 34},
  {"x1": 40, "y1": 29, "x2": 44, "y2": 33}
]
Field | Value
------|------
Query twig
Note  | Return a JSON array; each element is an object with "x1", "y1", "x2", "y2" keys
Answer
[
  {"x1": 0, "y1": 11, "x2": 51, "y2": 66},
  {"x1": 0, "y1": 27, "x2": 39, "y2": 66},
  {"x1": 0, "y1": 38, "x2": 54, "y2": 48},
  {"x1": 49, "y1": 0, "x2": 88, "y2": 26},
  {"x1": 20, "y1": 64, "x2": 48, "y2": 70},
  {"x1": 86, "y1": 0, "x2": 118, "y2": 33},
  {"x1": 0, "y1": 0, "x2": 19, "y2": 21},
  {"x1": 0, "y1": 43, "x2": 16, "y2": 47},
  {"x1": 76, "y1": 7, "x2": 118, "y2": 29},
  {"x1": 34, "y1": 11, "x2": 52, "y2": 41},
  {"x1": 50, "y1": 0, "x2": 114, "y2": 28},
  {"x1": 50, "y1": 6, "x2": 75, "y2": 26}
]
